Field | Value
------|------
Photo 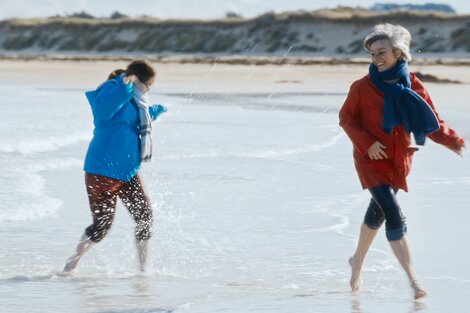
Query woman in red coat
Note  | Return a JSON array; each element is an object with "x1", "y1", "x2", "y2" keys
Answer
[{"x1": 339, "y1": 24, "x2": 465, "y2": 299}]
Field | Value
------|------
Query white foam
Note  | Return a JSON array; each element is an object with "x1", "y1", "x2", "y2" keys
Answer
[
  {"x1": 0, "y1": 132, "x2": 90, "y2": 155},
  {"x1": 0, "y1": 169, "x2": 62, "y2": 222},
  {"x1": 24, "y1": 157, "x2": 82, "y2": 172},
  {"x1": 0, "y1": 155, "x2": 81, "y2": 222}
]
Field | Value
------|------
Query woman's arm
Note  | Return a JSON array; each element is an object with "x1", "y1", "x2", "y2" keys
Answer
[
  {"x1": 339, "y1": 81, "x2": 378, "y2": 155},
  {"x1": 412, "y1": 76, "x2": 465, "y2": 155},
  {"x1": 89, "y1": 75, "x2": 134, "y2": 121}
]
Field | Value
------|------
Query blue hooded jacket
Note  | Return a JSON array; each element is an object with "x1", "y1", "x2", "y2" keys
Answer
[{"x1": 84, "y1": 75, "x2": 166, "y2": 181}]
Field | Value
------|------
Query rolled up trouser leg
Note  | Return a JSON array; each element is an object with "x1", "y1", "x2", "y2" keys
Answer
[{"x1": 368, "y1": 185, "x2": 406, "y2": 241}]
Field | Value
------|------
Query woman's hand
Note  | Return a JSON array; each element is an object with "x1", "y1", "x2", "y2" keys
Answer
[
  {"x1": 123, "y1": 74, "x2": 137, "y2": 84},
  {"x1": 367, "y1": 141, "x2": 388, "y2": 160},
  {"x1": 453, "y1": 138, "x2": 466, "y2": 157}
]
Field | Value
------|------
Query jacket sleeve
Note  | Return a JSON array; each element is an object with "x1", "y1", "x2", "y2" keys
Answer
[
  {"x1": 89, "y1": 75, "x2": 134, "y2": 121},
  {"x1": 149, "y1": 104, "x2": 167, "y2": 121},
  {"x1": 339, "y1": 81, "x2": 377, "y2": 155},
  {"x1": 411, "y1": 75, "x2": 465, "y2": 152}
]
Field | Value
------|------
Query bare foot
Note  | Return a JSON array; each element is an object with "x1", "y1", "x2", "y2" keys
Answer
[
  {"x1": 63, "y1": 256, "x2": 79, "y2": 273},
  {"x1": 349, "y1": 256, "x2": 361, "y2": 292},
  {"x1": 54, "y1": 270, "x2": 72, "y2": 277},
  {"x1": 412, "y1": 281, "x2": 427, "y2": 299},
  {"x1": 63, "y1": 235, "x2": 94, "y2": 273}
]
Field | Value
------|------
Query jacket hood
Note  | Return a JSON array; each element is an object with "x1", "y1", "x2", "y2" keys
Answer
[{"x1": 85, "y1": 79, "x2": 115, "y2": 106}]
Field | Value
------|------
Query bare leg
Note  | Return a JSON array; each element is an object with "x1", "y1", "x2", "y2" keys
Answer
[
  {"x1": 63, "y1": 232, "x2": 95, "y2": 273},
  {"x1": 349, "y1": 223, "x2": 379, "y2": 291},
  {"x1": 136, "y1": 239, "x2": 148, "y2": 272},
  {"x1": 389, "y1": 236, "x2": 427, "y2": 299}
]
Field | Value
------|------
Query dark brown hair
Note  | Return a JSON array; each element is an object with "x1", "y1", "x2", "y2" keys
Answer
[
  {"x1": 125, "y1": 59, "x2": 156, "y2": 84},
  {"x1": 107, "y1": 69, "x2": 126, "y2": 80}
]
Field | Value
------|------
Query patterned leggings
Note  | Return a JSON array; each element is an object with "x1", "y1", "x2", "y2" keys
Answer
[{"x1": 84, "y1": 173, "x2": 153, "y2": 243}]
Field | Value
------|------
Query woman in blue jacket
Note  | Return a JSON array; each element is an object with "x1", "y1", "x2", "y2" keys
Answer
[{"x1": 64, "y1": 60, "x2": 166, "y2": 273}]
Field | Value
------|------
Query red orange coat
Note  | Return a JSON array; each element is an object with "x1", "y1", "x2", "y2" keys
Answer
[{"x1": 339, "y1": 73, "x2": 464, "y2": 192}]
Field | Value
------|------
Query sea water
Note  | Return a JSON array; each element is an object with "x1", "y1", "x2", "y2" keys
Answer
[{"x1": 0, "y1": 67, "x2": 469, "y2": 313}]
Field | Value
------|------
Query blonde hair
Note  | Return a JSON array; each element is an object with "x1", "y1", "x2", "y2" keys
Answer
[{"x1": 364, "y1": 23, "x2": 412, "y2": 62}]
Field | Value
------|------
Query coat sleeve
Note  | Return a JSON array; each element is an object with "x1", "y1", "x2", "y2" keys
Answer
[
  {"x1": 339, "y1": 81, "x2": 377, "y2": 155},
  {"x1": 411, "y1": 75, "x2": 465, "y2": 153},
  {"x1": 89, "y1": 75, "x2": 134, "y2": 121},
  {"x1": 149, "y1": 104, "x2": 167, "y2": 121}
]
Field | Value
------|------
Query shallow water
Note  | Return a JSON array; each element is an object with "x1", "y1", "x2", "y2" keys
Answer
[{"x1": 0, "y1": 71, "x2": 469, "y2": 313}]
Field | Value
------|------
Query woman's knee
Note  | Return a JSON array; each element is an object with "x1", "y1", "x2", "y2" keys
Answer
[
  {"x1": 364, "y1": 208, "x2": 384, "y2": 229},
  {"x1": 137, "y1": 203, "x2": 153, "y2": 239},
  {"x1": 369, "y1": 185, "x2": 406, "y2": 239},
  {"x1": 135, "y1": 220, "x2": 152, "y2": 240},
  {"x1": 86, "y1": 209, "x2": 116, "y2": 243},
  {"x1": 364, "y1": 218, "x2": 384, "y2": 230},
  {"x1": 85, "y1": 222, "x2": 112, "y2": 243},
  {"x1": 121, "y1": 194, "x2": 152, "y2": 240},
  {"x1": 364, "y1": 199, "x2": 385, "y2": 229}
]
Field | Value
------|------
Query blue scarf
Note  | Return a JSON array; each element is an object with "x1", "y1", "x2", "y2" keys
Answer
[{"x1": 369, "y1": 59, "x2": 439, "y2": 145}]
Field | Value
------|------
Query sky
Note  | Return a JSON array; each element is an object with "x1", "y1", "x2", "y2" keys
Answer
[{"x1": 0, "y1": 0, "x2": 469, "y2": 20}]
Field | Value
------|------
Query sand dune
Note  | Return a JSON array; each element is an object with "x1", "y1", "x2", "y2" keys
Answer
[{"x1": 1, "y1": 8, "x2": 470, "y2": 58}]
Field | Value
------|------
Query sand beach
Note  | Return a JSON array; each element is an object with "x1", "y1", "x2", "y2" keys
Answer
[{"x1": 0, "y1": 59, "x2": 469, "y2": 313}]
